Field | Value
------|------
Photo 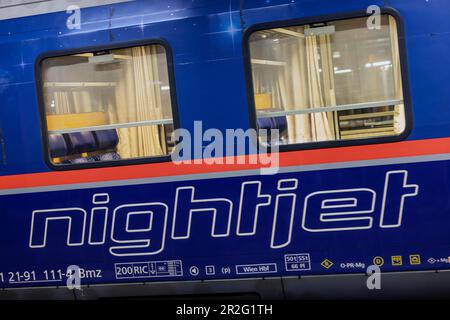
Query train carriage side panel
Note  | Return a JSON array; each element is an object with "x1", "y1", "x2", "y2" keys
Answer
[{"x1": 0, "y1": 0, "x2": 448, "y2": 299}]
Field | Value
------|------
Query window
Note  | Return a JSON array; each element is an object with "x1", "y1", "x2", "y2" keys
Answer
[
  {"x1": 40, "y1": 43, "x2": 176, "y2": 166},
  {"x1": 248, "y1": 15, "x2": 408, "y2": 147}
]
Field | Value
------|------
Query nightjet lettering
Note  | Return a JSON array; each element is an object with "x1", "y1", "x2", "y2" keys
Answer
[{"x1": 29, "y1": 170, "x2": 419, "y2": 256}]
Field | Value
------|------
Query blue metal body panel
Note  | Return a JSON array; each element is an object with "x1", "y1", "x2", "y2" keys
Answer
[{"x1": 0, "y1": 0, "x2": 449, "y2": 292}]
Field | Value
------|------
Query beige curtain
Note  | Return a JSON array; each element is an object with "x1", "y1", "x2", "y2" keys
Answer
[
  {"x1": 306, "y1": 31, "x2": 336, "y2": 141},
  {"x1": 389, "y1": 16, "x2": 405, "y2": 134},
  {"x1": 252, "y1": 66, "x2": 286, "y2": 110},
  {"x1": 112, "y1": 46, "x2": 165, "y2": 159},
  {"x1": 285, "y1": 35, "x2": 311, "y2": 142},
  {"x1": 284, "y1": 28, "x2": 336, "y2": 143},
  {"x1": 51, "y1": 90, "x2": 92, "y2": 115}
]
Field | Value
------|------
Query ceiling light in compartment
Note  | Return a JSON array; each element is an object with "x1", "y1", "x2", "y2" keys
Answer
[
  {"x1": 333, "y1": 51, "x2": 341, "y2": 59},
  {"x1": 74, "y1": 52, "x2": 132, "y2": 65}
]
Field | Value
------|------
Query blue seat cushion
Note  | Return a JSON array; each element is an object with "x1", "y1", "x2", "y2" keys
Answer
[
  {"x1": 48, "y1": 134, "x2": 68, "y2": 158},
  {"x1": 257, "y1": 116, "x2": 288, "y2": 135},
  {"x1": 65, "y1": 132, "x2": 97, "y2": 154},
  {"x1": 94, "y1": 129, "x2": 119, "y2": 150}
]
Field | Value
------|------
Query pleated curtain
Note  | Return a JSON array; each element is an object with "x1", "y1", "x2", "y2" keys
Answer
[
  {"x1": 389, "y1": 16, "x2": 406, "y2": 134},
  {"x1": 112, "y1": 46, "x2": 165, "y2": 159},
  {"x1": 269, "y1": 27, "x2": 337, "y2": 144}
]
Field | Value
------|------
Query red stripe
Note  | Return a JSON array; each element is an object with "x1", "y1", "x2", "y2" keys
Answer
[{"x1": 1, "y1": 137, "x2": 450, "y2": 191}]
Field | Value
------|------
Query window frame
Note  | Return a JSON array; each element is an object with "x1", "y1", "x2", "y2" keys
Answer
[
  {"x1": 242, "y1": 8, "x2": 413, "y2": 152},
  {"x1": 35, "y1": 38, "x2": 180, "y2": 171}
]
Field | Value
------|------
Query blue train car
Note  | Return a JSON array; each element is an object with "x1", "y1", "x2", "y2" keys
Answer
[{"x1": 0, "y1": 0, "x2": 449, "y2": 299}]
